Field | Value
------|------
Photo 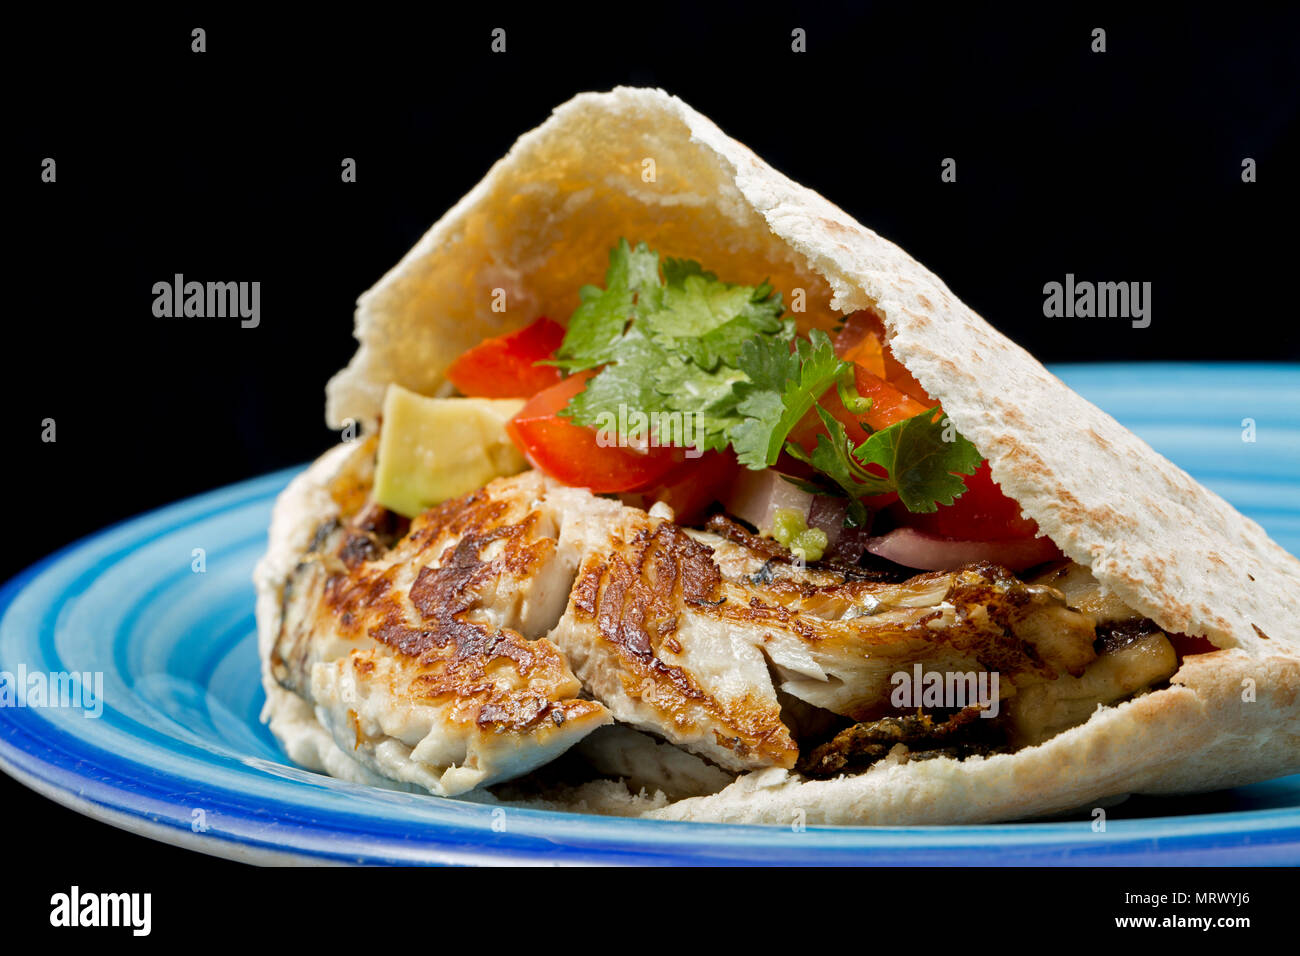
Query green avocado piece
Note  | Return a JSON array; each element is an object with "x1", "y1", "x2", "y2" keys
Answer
[
  {"x1": 770, "y1": 507, "x2": 828, "y2": 561},
  {"x1": 373, "y1": 385, "x2": 527, "y2": 518}
]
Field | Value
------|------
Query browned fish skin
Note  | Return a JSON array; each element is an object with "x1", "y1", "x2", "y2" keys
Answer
[
  {"x1": 273, "y1": 471, "x2": 609, "y2": 796},
  {"x1": 562, "y1": 520, "x2": 799, "y2": 771},
  {"x1": 695, "y1": 561, "x2": 1098, "y2": 723}
]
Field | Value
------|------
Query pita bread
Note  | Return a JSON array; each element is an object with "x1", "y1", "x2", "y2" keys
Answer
[{"x1": 256, "y1": 87, "x2": 1300, "y2": 825}]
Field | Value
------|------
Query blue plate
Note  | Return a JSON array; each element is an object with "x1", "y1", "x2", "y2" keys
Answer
[{"x1": 2, "y1": 363, "x2": 1297, "y2": 865}]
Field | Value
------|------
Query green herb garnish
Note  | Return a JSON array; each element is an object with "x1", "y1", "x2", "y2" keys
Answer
[{"x1": 553, "y1": 240, "x2": 983, "y2": 519}]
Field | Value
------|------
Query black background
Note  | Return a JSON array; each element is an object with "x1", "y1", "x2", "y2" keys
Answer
[{"x1": 6, "y1": 5, "x2": 1299, "y2": 885}]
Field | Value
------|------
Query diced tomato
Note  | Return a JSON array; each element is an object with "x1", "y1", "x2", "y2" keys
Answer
[
  {"x1": 788, "y1": 367, "x2": 931, "y2": 454},
  {"x1": 785, "y1": 368, "x2": 935, "y2": 512},
  {"x1": 847, "y1": 366, "x2": 933, "y2": 432},
  {"x1": 833, "y1": 312, "x2": 886, "y2": 379},
  {"x1": 832, "y1": 317, "x2": 1031, "y2": 539},
  {"x1": 891, "y1": 460, "x2": 1040, "y2": 540},
  {"x1": 632, "y1": 450, "x2": 740, "y2": 524},
  {"x1": 835, "y1": 311, "x2": 935, "y2": 404},
  {"x1": 861, "y1": 489, "x2": 902, "y2": 511},
  {"x1": 880, "y1": 351, "x2": 934, "y2": 406},
  {"x1": 446, "y1": 317, "x2": 567, "y2": 398},
  {"x1": 505, "y1": 372, "x2": 684, "y2": 493}
]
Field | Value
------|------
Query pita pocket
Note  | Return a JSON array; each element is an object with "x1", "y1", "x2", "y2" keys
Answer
[{"x1": 254, "y1": 87, "x2": 1300, "y2": 825}]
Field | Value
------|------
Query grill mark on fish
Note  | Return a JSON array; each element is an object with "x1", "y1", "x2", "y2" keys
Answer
[
  {"x1": 561, "y1": 519, "x2": 797, "y2": 769},
  {"x1": 274, "y1": 470, "x2": 612, "y2": 794},
  {"x1": 573, "y1": 550, "x2": 707, "y2": 701}
]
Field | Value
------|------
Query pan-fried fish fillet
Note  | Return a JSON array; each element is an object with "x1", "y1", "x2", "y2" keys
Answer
[
  {"x1": 544, "y1": 500, "x2": 801, "y2": 772},
  {"x1": 271, "y1": 470, "x2": 610, "y2": 796},
  {"x1": 275, "y1": 466, "x2": 1131, "y2": 787},
  {"x1": 545, "y1": 498, "x2": 1098, "y2": 771}
]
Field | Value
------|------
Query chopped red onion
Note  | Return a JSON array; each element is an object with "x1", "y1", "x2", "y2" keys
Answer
[
  {"x1": 806, "y1": 495, "x2": 847, "y2": 547},
  {"x1": 864, "y1": 527, "x2": 1063, "y2": 572},
  {"x1": 722, "y1": 468, "x2": 816, "y2": 533}
]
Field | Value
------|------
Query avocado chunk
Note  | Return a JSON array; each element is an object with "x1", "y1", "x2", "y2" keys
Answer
[
  {"x1": 770, "y1": 507, "x2": 828, "y2": 562},
  {"x1": 373, "y1": 385, "x2": 528, "y2": 518}
]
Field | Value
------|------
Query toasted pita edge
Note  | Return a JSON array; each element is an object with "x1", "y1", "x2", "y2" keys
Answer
[{"x1": 253, "y1": 444, "x2": 420, "y2": 793}]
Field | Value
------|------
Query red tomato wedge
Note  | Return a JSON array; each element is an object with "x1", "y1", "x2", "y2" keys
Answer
[
  {"x1": 832, "y1": 313, "x2": 887, "y2": 379},
  {"x1": 786, "y1": 368, "x2": 933, "y2": 511},
  {"x1": 446, "y1": 317, "x2": 566, "y2": 398},
  {"x1": 505, "y1": 372, "x2": 685, "y2": 493},
  {"x1": 826, "y1": 319, "x2": 1037, "y2": 538},
  {"x1": 891, "y1": 460, "x2": 1040, "y2": 540},
  {"x1": 830, "y1": 321, "x2": 1033, "y2": 539},
  {"x1": 631, "y1": 450, "x2": 740, "y2": 525},
  {"x1": 788, "y1": 366, "x2": 931, "y2": 455},
  {"x1": 834, "y1": 311, "x2": 935, "y2": 404},
  {"x1": 847, "y1": 366, "x2": 933, "y2": 432}
]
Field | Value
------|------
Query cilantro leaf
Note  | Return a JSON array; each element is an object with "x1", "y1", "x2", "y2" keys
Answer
[
  {"x1": 647, "y1": 271, "x2": 787, "y2": 371},
  {"x1": 853, "y1": 407, "x2": 982, "y2": 513},
  {"x1": 782, "y1": 407, "x2": 886, "y2": 525},
  {"x1": 785, "y1": 404, "x2": 982, "y2": 516},
  {"x1": 556, "y1": 240, "x2": 795, "y2": 454},
  {"x1": 551, "y1": 239, "x2": 661, "y2": 371},
  {"x1": 562, "y1": 326, "x2": 667, "y2": 431},
  {"x1": 728, "y1": 329, "x2": 858, "y2": 468},
  {"x1": 610, "y1": 238, "x2": 663, "y2": 297},
  {"x1": 661, "y1": 257, "x2": 712, "y2": 286},
  {"x1": 651, "y1": 357, "x2": 748, "y2": 451}
]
